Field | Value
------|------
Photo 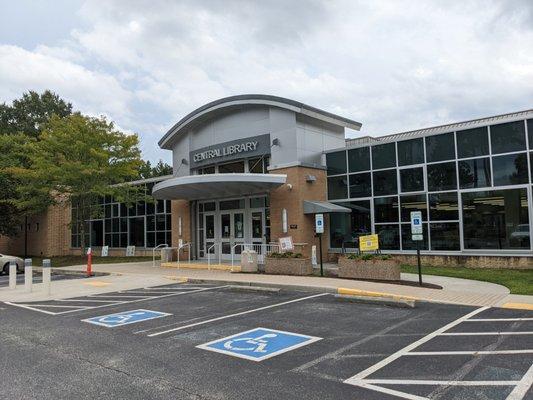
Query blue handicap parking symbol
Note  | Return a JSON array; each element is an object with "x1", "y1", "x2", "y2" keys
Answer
[
  {"x1": 197, "y1": 327, "x2": 322, "y2": 361},
  {"x1": 82, "y1": 309, "x2": 171, "y2": 328}
]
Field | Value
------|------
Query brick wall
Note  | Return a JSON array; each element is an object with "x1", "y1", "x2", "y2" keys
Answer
[
  {"x1": 171, "y1": 200, "x2": 191, "y2": 260},
  {"x1": 270, "y1": 166, "x2": 328, "y2": 258}
]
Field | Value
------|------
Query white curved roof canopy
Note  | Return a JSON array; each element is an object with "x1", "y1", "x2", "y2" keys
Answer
[{"x1": 152, "y1": 173, "x2": 287, "y2": 200}]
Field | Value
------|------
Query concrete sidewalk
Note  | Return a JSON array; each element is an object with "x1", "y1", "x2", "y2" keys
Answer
[{"x1": 27, "y1": 260, "x2": 528, "y2": 309}]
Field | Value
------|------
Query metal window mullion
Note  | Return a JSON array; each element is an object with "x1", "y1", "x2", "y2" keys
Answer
[{"x1": 525, "y1": 119, "x2": 533, "y2": 252}]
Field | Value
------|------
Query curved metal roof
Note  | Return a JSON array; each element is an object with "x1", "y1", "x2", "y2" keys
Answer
[
  {"x1": 159, "y1": 94, "x2": 362, "y2": 149},
  {"x1": 152, "y1": 173, "x2": 287, "y2": 200}
]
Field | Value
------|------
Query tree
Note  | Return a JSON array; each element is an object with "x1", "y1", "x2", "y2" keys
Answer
[
  {"x1": 0, "y1": 90, "x2": 72, "y2": 137},
  {"x1": 138, "y1": 159, "x2": 173, "y2": 179},
  {"x1": 9, "y1": 113, "x2": 143, "y2": 253}
]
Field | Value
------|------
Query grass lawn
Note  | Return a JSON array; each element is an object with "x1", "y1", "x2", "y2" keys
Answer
[
  {"x1": 400, "y1": 264, "x2": 533, "y2": 295},
  {"x1": 29, "y1": 255, "x2": 153, "y2": 268}
]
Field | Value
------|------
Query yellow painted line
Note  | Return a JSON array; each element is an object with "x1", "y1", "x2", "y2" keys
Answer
[
  {"x1": 82, "y1": 281, "x2": 112, "y2": 287},
  {"x1": 161, "y1": 262, "x2": 238, "y2": 272},
  {"x1": 337, "y1": 287, "x2": 418, "y2": 301},
  {"x1": 502, "y1": 302, "x2": 533, "y2": 310},
  {"x1": 164, "y1": 276, "x2": 189, "y2": 283}
]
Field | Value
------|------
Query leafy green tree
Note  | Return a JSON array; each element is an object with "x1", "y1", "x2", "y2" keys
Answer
[
  {"x1": 10, "y1": 113, "x2": 143, "y2": 252},
  {"x1": 138, "y1": 159, "x2": 173, "y2": 179},
  {"x1": 0, "y1": 90, "x2": 72, "y2": 137}
]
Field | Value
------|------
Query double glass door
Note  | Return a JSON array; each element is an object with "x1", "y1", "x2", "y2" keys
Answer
[{"x1": 202, "y1": 208, "x2": 266, "y2": 261}]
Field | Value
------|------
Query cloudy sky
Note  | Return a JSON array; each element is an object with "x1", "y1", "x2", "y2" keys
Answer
[{"x1": 1, "y1": 0, "x2": 532, "y2": 163}]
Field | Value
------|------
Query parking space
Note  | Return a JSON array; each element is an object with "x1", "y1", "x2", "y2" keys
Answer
[{"x1": 2, "y1": 283, "x2": 532, "y2": 399}]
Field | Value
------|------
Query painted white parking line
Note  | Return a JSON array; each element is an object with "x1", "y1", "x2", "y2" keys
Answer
[
  {"x1": 56, "y1": 299, "x2": 127, "y2": 303},
  {"x1": 407, "y1": 350, "x2": 533, "y2": 356},
  {"x1": 118, "y1": 291, "x2": 180, "y2": 295},
  {"x1": 354, "y1": 381, "x2": 427, "y2": 400},
  {"x1": 18, "y1": 304, "x2": 92, "y2": 309},
  {"x1": 147, "y1": 293, "x2": 330, "y2": 337},
  {"x1": 362, "y1": 379, "x2": 520, "y2": 386},
  {"x1": 88, "y1": 295, "x2": 154, "y2": 298},
  {"x1": 507, "y1": 363, "x2": 533, "y2": 400},
  {"x1": 440, "y1": 332, "x2": 533, "y2": 336},
  {"x1": 345, "y1": 307, "x2": 489, "y2": 384},
  {"x1": 466, "y1": 318, "x2": 533, "y2": 322},
  {"x1": 5, "y1": 285, "x2": 229, "y2": 315},
  {"x1": 4, "y1": 302, "x2": 57, "y2": 315}
]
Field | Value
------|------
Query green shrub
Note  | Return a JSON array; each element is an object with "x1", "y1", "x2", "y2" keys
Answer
[{"x1": 269, "y1": 251, "x2": 303, "y2": 259}]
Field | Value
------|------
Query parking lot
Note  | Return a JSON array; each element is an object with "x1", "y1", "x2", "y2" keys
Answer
[{"x1": 2, "y1": 282, "x2": 532, "y2": 400}]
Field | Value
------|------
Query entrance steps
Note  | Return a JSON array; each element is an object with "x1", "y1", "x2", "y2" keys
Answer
[{"x1": 161, "y1": 262, "x2": 241, "y2": 272}]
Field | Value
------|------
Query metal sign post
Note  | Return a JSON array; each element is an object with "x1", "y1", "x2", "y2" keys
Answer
[
  {"x1": 410, "y1": 211, "x2": 423, "y2": 286},
  {"x1": 315, "y1": 214, "x2": 324, "y2": 277}
]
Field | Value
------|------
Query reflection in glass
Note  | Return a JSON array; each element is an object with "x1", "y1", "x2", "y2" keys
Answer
[
  {"x1": 375, "y1": 224, "x2": 400, "y2": 250},
  {"x1": 456, "y1": 127, "x2": 489, "y2": 158},
  {"x1": 348, "y1": 147, "x2": 370, "y2": 172},
  {"x1": 462, "y1": 189, "x2": 530, "y2": 249},
  {"x1": 372, "y1": 143, "x2": 396, "y2": 169},
  {"x1": 327, "y1": 176, "x2": 348, "y2": 200},
  {"x1": 349, "y1": 173, "x2": 371, "y2": 198},
  {"x1": 459, "y1": 158, "x2": 491, "y2": 189},
  {"x1": 374, "y1": 196, "x2": 399, "y2": 223},
  {"x1": 400, "y1": 194, "x2": 427, "y2": 222},
  {"x1": 397, "y1": 138, "x2": 424, "y2": 166},
  {"x1": 326, "y1": 151, "x2": 347, "y2": 175},
  {"x1": 400, "y1": 167, "x2": 424, "y2": 192},
  {"x1": 492, "y1": 153, "x2": 528, "y2": 186},
  {"x1": 329, "y1": 201, "x2": 371, "y2": 248},
  {"x1": 373, "y1": 169, "x2": 397, "y2": 196},
  {"x1": 429, "y1": 192, "x2": 458, "y2": 221},
  {"x1": 490, "y1": 121, "x2": 526, "y2": 154},
  {"x1": 425, "y1": 133, "x2": 455, "y2": 162},
  {"x1": 430, "y1": 223, "x2": 460, "y2": 250},
  {"x1": 427, "y1": 162, "x2": 457, "y2": 191},
  {"x1": 401, "y1": 223, "x2": 428, "y2": 250}
]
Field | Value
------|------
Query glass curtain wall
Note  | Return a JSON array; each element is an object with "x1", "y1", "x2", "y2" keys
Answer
[
  {"x1": 71, "y1": 183, "x2": 172, "y2": 249},
  {"x1": 327, "y1": 118, "x2": 533, "y2": 253}
]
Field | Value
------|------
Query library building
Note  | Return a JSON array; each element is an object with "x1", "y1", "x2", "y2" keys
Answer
[{"x1": 1, "y1": 94, "x2": 533, "y2": 268}]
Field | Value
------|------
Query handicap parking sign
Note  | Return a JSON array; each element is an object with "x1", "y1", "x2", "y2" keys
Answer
[
  {"x1": 82, "y1": 309, "x2": 171, "y2": 328},
  {"x1": 197, "y1": 327, "x2": 321, "y2": 361}
]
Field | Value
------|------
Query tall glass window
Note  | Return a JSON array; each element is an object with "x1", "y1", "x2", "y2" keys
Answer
[
  {"x1": 372, "y1": 143, "x2": 396, "y2": 169},
  {"x1": 459, "y1": 158, "x2": 491, "y2": 189},
  {"x1": 430, "y1": 223, "x2": 460, "y2": 250},
  {"x1": 348, "y1": 147, "x2": 370, "y2": 173},
  {"x1": 373, "y1": 169, "x2": 397, "y2": 196},
  {"x1": 326, "y1": 151, "x2": 347, "y2": 175},
  {"x1": 462, "y1": 188, "x2": 530, "y2": 249},
  {"x1": 397, "y1": 138, "x2": 424, "y2": 166},
  {"x1": 349, "y1": 173, "x2": 371, "y2": 198},
  {"x1": 400, "y1": 194, "x2": 427, "y2": 222},
  {"x1": 400, "y1": 167, "x2": 424, "y2": 192},
  {"x1": 528, "y1": 119, "x2": 533, "y2": 149},
  {"x1": 374, "y1": 196, "x2": 399, "y2": 223},
  {"x1": 427, "y1": 162, "x2": 457, "y2": 191},
  {"x1": 492, "y1": 153, "x2": 528, "y2": 186},
  {"x1": 429, "y1": 192, "x2": 458, "y2": 221},
  {"x1": 375, "y1": 224, "x2": 400, "y2": 250},
  {"x1": 426, "y1": 133, "x2": 455, "y2": 162},
  {"x1": 490, "y1": 121, "x2": 526, "y2": 154},
  {"x1": 401, "y1": 223, "x2": 428, "y2": 250},
  {"x1": 329, "y1": 201, "x2": 371, "y2": 248},
  {"x1": 327, "y1": 176, "x2": 348, "y2": 200},
  {"x1": 456, "y1": 127, "x2": 489, "y2": 158}
]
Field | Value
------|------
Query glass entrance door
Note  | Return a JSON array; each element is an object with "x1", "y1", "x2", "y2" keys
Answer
[
  {"x1": 220, "y1": 211, "x2": 245, "y2": 260},
  {"x1": 203, "y1": 213, "x2": 215, "y2": 258}
]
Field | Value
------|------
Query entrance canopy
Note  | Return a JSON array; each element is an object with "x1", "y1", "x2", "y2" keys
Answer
[
  {"x1": 152, "y1": 173, "x2": 287, "y2": 200},
  {"x1": 303, "y1": 201, "x2": 351, "y2": 214}
]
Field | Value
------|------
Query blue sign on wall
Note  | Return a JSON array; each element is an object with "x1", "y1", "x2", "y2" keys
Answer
[
  {"x1": 197, "y1": 327, "x2": 322, "y2": 361},
  {"x1": 83, "y1": 309, "x2": 171, "y2": 328}
]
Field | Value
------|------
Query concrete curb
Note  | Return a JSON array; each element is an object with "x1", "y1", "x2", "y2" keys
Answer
[
  {"x1": 32, "y1": 267, "x2": 108, "y2": 278},
  {"x1": 335, "y1": 294, "x2": 416, "y2": 308}
]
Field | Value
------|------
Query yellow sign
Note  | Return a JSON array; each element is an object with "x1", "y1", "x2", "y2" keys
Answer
[{"x1": 359, "y1": 234, "x2": 379, "y2": 251}]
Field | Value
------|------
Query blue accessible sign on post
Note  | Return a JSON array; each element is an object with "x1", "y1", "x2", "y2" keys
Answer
[
  {"x1": 82, "y1": 309, "x2": 171, "y2": 328},
  {"x1": 197, "y1": 327, "x2": 322, "y2": 361}
]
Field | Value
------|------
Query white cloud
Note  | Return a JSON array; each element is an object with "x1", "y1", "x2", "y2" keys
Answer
[{"x1": 0, "y1": 0, "x2": 532, "y2": 161}]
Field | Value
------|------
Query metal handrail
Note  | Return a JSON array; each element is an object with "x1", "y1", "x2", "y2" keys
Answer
[
  {"x1": 207, "y1": 243, "x2": 220, "y2": 269},
  {"x1": 152, "y1": 243, "x2": 169, "y2": 267},
  {"x1": 177, "y1": 242, "x2": 191, "y2": 267}
]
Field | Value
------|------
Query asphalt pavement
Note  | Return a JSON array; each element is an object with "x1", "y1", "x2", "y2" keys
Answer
[{"x1": 1, "y1": 283, "x2": 532, "y2": 400}]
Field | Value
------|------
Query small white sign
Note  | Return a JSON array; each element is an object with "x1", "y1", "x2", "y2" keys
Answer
[
  {"x1": 311, "y1": 245, "x2": 317, "y2": 266},
  {"x1": 410, "y1": 211, "x2": 423, "y2": 235},
  {"x1": 101, "y1": 246, "x2": 109, "y2": 257},
  {"x1": 126, "y1": 245, "x2": 136, "y2": 257},
  {"x1": 279, "y1": 236, "x2": 294, "y2": 252},
  {"x1": 412, "y1": 234, "x2": 423, "y2": 241},
  {"x1": 315, "y1": 214, "x2": 324, "y2": 234}
]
